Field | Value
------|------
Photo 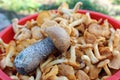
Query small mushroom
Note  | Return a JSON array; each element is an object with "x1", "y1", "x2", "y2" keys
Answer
[
  {"x1": 73, "y1": 2, "x2": 82, "y2": 12},
  {"x1": 12, "y1": 18, "x2": 23, "y2": 33},
  {"x1": 97, "y1": 59, "x2": 111, "y2": 76},
  {"x1": 42, "y1": 65, "x2": 58, "y2": 80},
  {"x1": 31, "y1": 26, "x2": 43, "y2": 40},
  {"x1": 35, "y1": 68, "x2": 41, "y2": 80},
  {"x1": 108, "y1": 28, "x2": 115, "y2": 51},
  {"x1": 76, "y1": 70, "x2": 90, "y2": 80},
  {"x1": 58, "y1": 63, "x2": 76, "y2": 80},
  {"x1": 36, "y1": 11, "x2": 51, "y2": 26},
  {"x1": 85, "y1": 48, "x2": 99, "y2": 64},
  {"x1": 88, "y1": 23, "x2": 110, "y2": 38},
  {"x1": 77, "y1": 37, "x2": 99, "y2": 64},
  {"x1": 108, "y1": 50, "x2": 120, "y2": 69},
  {"x1": 67, "y1": 45, "x2": 80, "y2": 68},
  {"x1": 55, "y1": 76, "x2": 69, "y2": 80},
  {"x1": 81, "y1": 55, "x2": 101, "y2": 79},
  {"x1": 84, "y1": 29, "x2": 97, "y2": 44},
  {"x1": 93, "y1": 38, "x2": 112, "y2": 60},
  {"x1": 14, "y1": 27, "x2": 31, "y2": 41},
  {"x1": 14, "y1": 26, "x2": 70, "y2": 75}
]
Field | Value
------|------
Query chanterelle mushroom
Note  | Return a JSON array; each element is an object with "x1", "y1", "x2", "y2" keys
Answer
[
  {"x1": 76, "y1": 70, "x2": 90, "y2": 80},
  {"x1": 108, "y1": 50, "x2": 120, "y2": 69},
  {"x1": 58, "y1": 63, "x2": 76, "y2": 80},
  {"x1": 81, "y1": 55, "x2": 101, "y2": 79},
  {"x1": 14, "y1": 26, "x2": 70, "y2": 75}
]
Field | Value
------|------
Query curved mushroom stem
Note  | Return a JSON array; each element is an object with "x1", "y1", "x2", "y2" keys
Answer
[
  {"x1": 35, "y1": 68, "x2": 42, "y2": 80},
  {"x1": 108, "y1": 28, "x2": 115, "y2": 51},
  {"x1": 69, "y1": 15, "x2": 85, "y2": 27},
  {"x1": 68, "y1": 45, "x2": 80, "y2": 68},
  {"x1": 81, "y1": 55, "x2": 91, "y2": 66},
  {"x1": 73, "y1": 2, "x2": 82, "y2": 12},
  {"x1": 94, "y1": 42, "x2": 106, "y2": 60},
  {"x1": 104, "y1": 65, "x2": 111, "y2": 76}
]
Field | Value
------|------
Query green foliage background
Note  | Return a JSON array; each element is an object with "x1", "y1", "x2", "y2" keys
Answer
[{"x1": 0, "y1": 0, "x2": 109, "y2": 14}]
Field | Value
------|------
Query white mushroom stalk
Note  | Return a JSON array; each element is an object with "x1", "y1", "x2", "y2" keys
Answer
[
  {"x1": 40, "y1": 55, "x2": 54, "y2": 70},
  {"x1": 108, "y1": 28, "x2": 115, "y2": 51},
  {"x1": 68, "y1": 45, "x2": 80, "y2": 68},
  {"x1": 84, "y1": 12, "x2": 97, "y2": 25},
  {"x1": 44, "y1": 58, "x2": 67, "y2": 68},
  {"x1": 73, "y1": 2, "x2": 82, "y2": 12},
  {"x1": 85, "y1": 48, "x2": 99, "y2": 64},
  {"x1": 69, "y1": 15, "x2": 85, "y2": 27},
  {"x1": 58, "y1": 2, "x2": 82, "y2": 16},
  {"x1": 35, "y1": 68, "x2": 41, "y2": 80},
  {"x1": 93, "y1": 38, "x2": 106, "y2": 60}
]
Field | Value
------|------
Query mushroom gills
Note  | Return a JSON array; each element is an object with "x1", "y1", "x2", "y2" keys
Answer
[{"x1": 14, "y1": 37, "x2": 57, "y2": 75}]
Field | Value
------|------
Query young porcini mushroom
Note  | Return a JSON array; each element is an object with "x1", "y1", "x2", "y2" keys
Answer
[
  {"x1": 108, "y1": 50, "x2": 120, "y2": 69},
  {"x1": 14, "y1": 26, "x2": 70, "y2": 75},
  {"x1": 45, "y1": 26, "x2": 70, "y2": 52},
  {"x1": 97, "y1": 59, "x2": 111, "y2": 76}
]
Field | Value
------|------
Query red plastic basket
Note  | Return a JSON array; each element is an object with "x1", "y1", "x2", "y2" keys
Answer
[{"x1": 0, "y1": 10, "x2": 120, "y2": 80}]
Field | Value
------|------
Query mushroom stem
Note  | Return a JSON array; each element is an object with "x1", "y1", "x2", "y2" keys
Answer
[
  {"x1": 68, "y1": 45, "x2": 80, "y2": 68},
  {"x1": 94, "y1": 42, "x2": 106, "y2": 60},
  {"x1": 108, "y1": 28, "x2": 115, "y2": 51},
  {"x1": 73, "y1": 2, "x2": 82, "y2": 12},
  {"x1": 81, "y1": 55, "x2": 101, "y2": 79},
  {"x1": 78, "y1": 37, "x2": 99, "y2": 64},
  {"x1": 85, "y1": 48, "x2": 99, "y2": 64},
  {"x1": 104, "y1": 65, "x2": 111, "y2": 76}
]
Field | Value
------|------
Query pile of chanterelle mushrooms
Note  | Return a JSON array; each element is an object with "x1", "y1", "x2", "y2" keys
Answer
[{"x1": 0, "y1": 2, "x2": 120, "y2": 80}]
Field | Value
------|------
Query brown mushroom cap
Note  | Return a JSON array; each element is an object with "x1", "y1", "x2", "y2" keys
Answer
[
  {"x1": 45, "y1": 26, "x2": 70, "y2": 52},
  {"x1": 108, "y1": 50, "x2": 120, "y2": 69}
]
